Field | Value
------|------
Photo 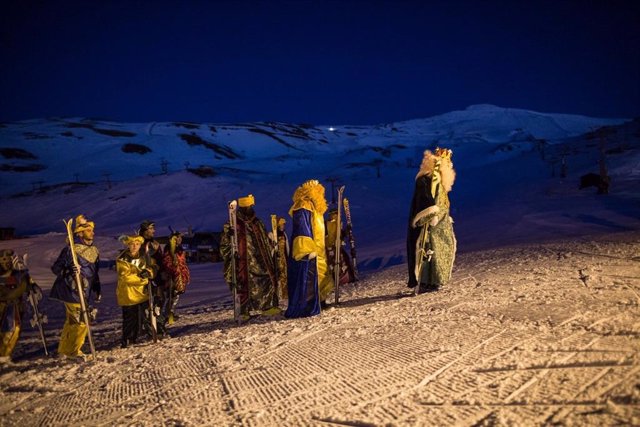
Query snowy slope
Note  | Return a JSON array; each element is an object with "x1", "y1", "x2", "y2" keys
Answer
[{"x1": 0, "y1": 106, "x2": 638, "y2": 273}]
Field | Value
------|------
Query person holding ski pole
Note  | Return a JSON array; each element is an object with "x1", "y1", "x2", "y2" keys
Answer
[{"x1": 50, "y1": 215, "x2": 101, "y2": 358}]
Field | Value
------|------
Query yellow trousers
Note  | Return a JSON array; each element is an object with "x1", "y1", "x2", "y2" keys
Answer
[
  {"x1": 0, "y1": 325, "x2": 21, "y2": 357},
  {"x1": 58, "y1": 303, "x2": 87, "y2": 357}
]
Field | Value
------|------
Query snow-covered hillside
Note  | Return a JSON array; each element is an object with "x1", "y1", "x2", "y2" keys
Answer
[
  {"x1": 0, "y1": 105, "x2": 627, "y2": 198},
  {"x1": 1, "y1": 105, "x2": 637, "y2": 273}
]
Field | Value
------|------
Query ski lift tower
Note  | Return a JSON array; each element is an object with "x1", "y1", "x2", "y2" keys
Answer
[{"x1": 325, "y1": 176, "x2": 339, "y2": 207}]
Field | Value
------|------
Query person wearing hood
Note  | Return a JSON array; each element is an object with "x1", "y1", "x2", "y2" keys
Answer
[
  {"x1": 50, "y1": 215, "x2": 101, "y2": 358},
  {"x1": 285, "y1": 180, "x2": 331, "y2": 318}
]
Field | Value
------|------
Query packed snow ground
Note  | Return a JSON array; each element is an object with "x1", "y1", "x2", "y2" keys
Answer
[{"x1": 1, "y1": 231, "x2": 639, "y2": 426}]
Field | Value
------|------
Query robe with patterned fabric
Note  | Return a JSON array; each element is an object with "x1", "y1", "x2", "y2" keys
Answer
[
  {"x1": 409, "y1": 174, "x2": 456, "y2": 288},
  {"x1": 221, "y1": 208, "x2": 279, "y2": 315}
]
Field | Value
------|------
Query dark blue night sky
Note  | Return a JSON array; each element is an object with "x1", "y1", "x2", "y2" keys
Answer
[{"x1": 1, "y1": 0, "x2": 638, "y2": 125}]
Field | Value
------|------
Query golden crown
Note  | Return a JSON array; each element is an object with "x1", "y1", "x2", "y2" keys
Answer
[
  {"x1": 238, "y1": 194, "x2": 255, "y2": 208},
  {"x1": 434, "y1": 147, "x2": 453, "y2": 161},
  {"x1": 74, "y1": 214, "x2": 95, "y2": 233},
  {"x1": 302, "y1": 179, "x2": 320, "y2": 188}
]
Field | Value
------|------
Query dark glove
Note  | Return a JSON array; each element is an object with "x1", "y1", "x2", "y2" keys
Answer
[
  {"x1": 70, "y1": 264, "x2": 80, "y2": 275},
  {"x1": 139, "y1": 269, "x2": 151, "y2": 279}
]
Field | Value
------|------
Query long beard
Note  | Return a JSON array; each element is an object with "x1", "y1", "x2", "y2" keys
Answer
[
  {"x1": 416, "y1": 155, "x2": 456, "y2": 192},
  {"x1": 439, "y1": 162, "x2": 456, "y2": 192}
]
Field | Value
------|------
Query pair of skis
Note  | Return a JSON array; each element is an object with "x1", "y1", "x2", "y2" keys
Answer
[
  {"x1": 333, "y1": 187, "x2": 359, "y2": 305},
  {"x1": 270, "y1": 214, "x2": 280, "y2": 285},
  {"x1": 227, "y1": 201, "x2": 242, "y2": 324},
  {"x1": 343, "y1": 197, "x2": 358, "y2": 282}
]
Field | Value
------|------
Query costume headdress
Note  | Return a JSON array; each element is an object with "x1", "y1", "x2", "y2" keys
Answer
[
  {"x1": 74, "y1": 215, "x2": 95, "y2": 234},
  {"x1": 289, "y1": 179, "x2": 328, "y2": 216},
  {"x1": 121, "y1": 235, "x2": 144, "y2": 246},
  {"x1": 238, "y1": 194, "x2": 255, "y2": 208},
  {"x1": 434, "y1": 147, "x2": 453, "y2": 163}
]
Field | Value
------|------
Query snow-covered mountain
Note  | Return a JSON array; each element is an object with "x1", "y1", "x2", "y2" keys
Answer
[
  {"x1": 0, "y1": 104, "x2": 626, "y2": 196},
  {"x1": 1, "y1": 105, "x2": 638, "y2": 273}
]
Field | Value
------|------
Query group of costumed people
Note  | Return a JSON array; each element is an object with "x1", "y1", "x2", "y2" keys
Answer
[
  {"x1": 115, "y1": 220, "x2": 190, "y2": 348},
  {"x1": 0, "y1": 216, "x2": 191, "y2": 360},
  {"x1": 0, "y1": 147, "x2": 456, "y2": 360},
  {"x1": 218, "y1": 147, "x2": 456, "y2": 323},
  {"x1": 219, "y1": 179, "x2": 357, "y2": 321}
]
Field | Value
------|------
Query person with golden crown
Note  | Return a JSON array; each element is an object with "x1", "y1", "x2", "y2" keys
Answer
[
  {"x1": 407, "y1": 148, "x2": 457, "y2": 293},
  {"x1": 50, "y1": 215, "x2": 101, "y2": 357},
  {"x1": 285, "y1": 180, "x2": 332, "y2": 318},
  {"x1": 220, "y1": 194, "x2": 280, "y2": 320}
]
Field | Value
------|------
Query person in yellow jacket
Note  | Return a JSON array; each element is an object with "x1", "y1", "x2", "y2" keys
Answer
[
  {"x1": 0, "y1": 249, "x2": 29, "y2": 358},
  {"x1": 285, "y1": 179, "x2": 331, "y2": 318},
  {"x1": 116, "y1": 235, "x2": 154, "y2": 348}
]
